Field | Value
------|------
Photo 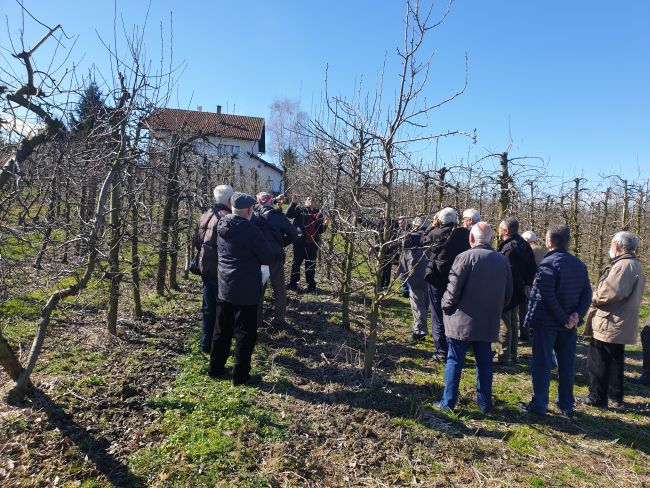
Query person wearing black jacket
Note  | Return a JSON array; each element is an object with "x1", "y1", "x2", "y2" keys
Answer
[
  {"x1": 254, "y1": 192, "x2": 299, "y2": 326},
  {"x1": 422, "y1": 207, "x2": 470, "y2": 361},
  {"x1": 193, "y1": 184, "x2": 233, "y2": 353},
  {"x1": 494, "y1": 217, "x2": 538, "y2": 364},
  {"x1": 286, "y1": 196, "x2": 327, "y2": 293},
  {"x1": 209, "y1": 193, "x2": 273, "y2": 386}
]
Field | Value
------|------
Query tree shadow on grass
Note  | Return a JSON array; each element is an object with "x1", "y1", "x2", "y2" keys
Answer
[{"x1": 18, "y1": 388, "x2": 146, "y2": 487}]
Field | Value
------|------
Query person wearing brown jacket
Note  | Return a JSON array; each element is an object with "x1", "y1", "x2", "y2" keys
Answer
[{"x1": 579, "y1": 231, "x2": 646, "y2": 409}]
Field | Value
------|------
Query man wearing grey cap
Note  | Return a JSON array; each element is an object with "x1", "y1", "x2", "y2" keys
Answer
[{"x1": 209, "y1": 192, "x2": 273, "y2": 385}]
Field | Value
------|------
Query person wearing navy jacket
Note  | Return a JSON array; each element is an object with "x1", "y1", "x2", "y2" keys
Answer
[
  {"x1": 520, "y1": 224, "x2": 592, "y2": 417},
  {"x1": 209, "y1": 192, "x2": 273, "y2": 386}
]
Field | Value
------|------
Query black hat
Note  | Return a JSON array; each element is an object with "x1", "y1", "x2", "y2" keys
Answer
[{"x1": 231, "y1": 192, "x2": 256, "y2": 210}]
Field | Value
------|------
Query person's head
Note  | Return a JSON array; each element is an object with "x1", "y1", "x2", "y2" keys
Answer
[
  {"x1": 397, "y1": 216, "x2": 408, "y2": 230},
  {"x1": 438, "y1": 207, "x2": 458, "y2": 226},
  {"x1": 545, "y1": 224, "x2": 571, "y2": 251},
  {"x1": 469, "y1": 221, "x2": 492, "y2": 248},
  {"x1": 462, "y1": 208, "x2": 481, "y2": 229},
  {"x1": 521, "y1": 230, "x2": 537, "y2": 244},
  {"x1": 610, "y1": 231, "x2": 639, "y2": 259},
  {"x1": 213, "y1": 184, "x2": 234, "y2": 209},
  {"x1": 230, "y1": 192, "x2": 256, "y2": 220},
  {"x1": 499, "y1": 217, "x2": 519, "y2": 239},
  {"x1": 413, "y1": 214, "x2": 429, "y2": 229},
  {"x1": 305, "y1": 196, "x2": 314, "y2": 208},
  {"x1": 256, "y1": 192, "x2": 274, "y2": 208}
]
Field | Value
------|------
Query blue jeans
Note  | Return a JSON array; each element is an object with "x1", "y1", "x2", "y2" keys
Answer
[
  {"x1": 529, "y1": 327, "x2": 577, "y2": 414},
  {"x1": 201, "y1": 276, "x2": 219, "y2": 353},
  {"x1": 427, "y1": 285, "x2": 447, "y2": 356},
  {"x1": 440, "y1": 338, "x2": 493, "y2": 413}
]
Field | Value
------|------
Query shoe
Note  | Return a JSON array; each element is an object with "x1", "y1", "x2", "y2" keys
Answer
[
  {"x1": 402, "y1": 291, "x2": 410, "y2": 298},
  {"x1": 433, "y1": 402, "x2": 453, "y2": 413},
  {"x1": 576, "y1": 396, "x2": 607, "y2": 408},
  {"x1": 519, "y1": 401, "x2": 545, "y2": 415},
  {"x1": 232, "y1": 373, "x2": 263, "y2": 386},
  {"x1": 305, "y1": 285, "x2": 317, "y2": 294},
  {"x1": 208, "y1": 366, "x2": 232, "y2": 378},
  {"x1": 433, "y1": 352, "x2": 447, "y2": 362},
  {"x1": 559, "y1": 409, "x2": 574, "y2": 419},
  {"x1": 493, "y1": 357, "x2": 509, "y2": 365},
  {"x1": 609, "y1": 400, "x2": 624, "y2": 409},
  {"x1": 287, "y1": 283, "x2": 299, "y2": 292},
  {"x1": 411, "y1": 333, "x2": 426, "y2": 342}
]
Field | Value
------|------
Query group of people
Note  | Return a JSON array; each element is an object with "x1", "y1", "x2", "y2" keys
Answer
[
  {"x1": 193, "y1": 185, "x2": 325, "y2": 386},
  {"x1": 391, "y1": 206, "x2": 646, "y2": 415},
  {"x1": 193, "y1": 184, "x2": 647, "y2": 416}
]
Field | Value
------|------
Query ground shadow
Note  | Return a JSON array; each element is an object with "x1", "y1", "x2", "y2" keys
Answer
[{"x1": 19, "y1": 388, "x2": 146, "y2": 487}]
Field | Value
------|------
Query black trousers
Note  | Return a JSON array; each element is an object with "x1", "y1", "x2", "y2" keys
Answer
[
  {"x1": 209, "y1": 301, "x2": 258, "y2": 382},
  {"x1": 290, "y1": 241, "x2": 318, "y2": 287},
  {"x1": 641, "y1": 325, "x2": 650, "y2": 378},
  {"x1": 588, "y1": 338, "x2": 625, "y2": 404}
]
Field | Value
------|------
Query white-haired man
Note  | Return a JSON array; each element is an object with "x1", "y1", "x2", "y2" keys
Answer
[
  {"x1": 579, "y1": 231, "x2": 646, "y2": 409},
  {"x1": 438, "y1": 222, "x2": 513, "y2": 412},
  {"x1": 421, "y1": 207, "x2": 470, "y2": 361},
  {"x1": 462, "y1": 208, "x2": 481, "y2": 229},
  {"x1": 193, "y1": 184, "x2": 233, "y2": 353}
]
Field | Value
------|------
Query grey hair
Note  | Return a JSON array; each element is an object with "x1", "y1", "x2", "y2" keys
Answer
[
  {"x1": 413, "y1": 214, "x2": 430, "y2": 228},
  {"x1": 438, "y1": 207, "x2": 458, "y2": 225},
  {"x1": 546, "y1": 224, "x2": 571, "y2": 249},
  {"x1": 500, "y1": 217, "x2": 519, "y2": 235},
  {"x1": 213, "y1": 184, "x2": 234, "y2": 206},
  {"x1": 521, "y1": 230, "x2": 537, "y2": 243},
  {"x1": 612, "y1": 231, "x2": 639, "y2": 253},
  {"x1": 471, "y1": 222, "x2": 492, "y2": 244},
  {"x1": 462, "y1": 208, "x2": 481, "y2": 224}
]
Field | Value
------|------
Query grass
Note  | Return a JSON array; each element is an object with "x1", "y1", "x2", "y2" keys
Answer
[{"x1": 129, "y1": 339, "x2": 288, "y2": 486}]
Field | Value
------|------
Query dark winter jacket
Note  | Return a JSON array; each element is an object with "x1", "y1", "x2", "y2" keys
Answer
[
  {"x1": 193, "y1": 203, "x2": 230, "y2": 279},
  {"x1": 216, "y1": 214, "x2": 273, "y2": 306},
  {"x1": 498, "y1": 233, "x2": 538, "y2": 310},
  {"x1": 398, "y1": 226, "x2": 431, "y2": 288},
  {"x1": 253, "y1": 205, "x2": 299, "y2": 259},
  {"x1": 423, "y1": 224, "x2": 471, "y2": 290},
  {"x1": 524, "y1": 248, "x2": 592, "y2": 330},
  {"x1": 442, "y1": 244, "x2": 513, "y2": 342},
  {"x1": 286, "y1": 202, "x2": 326, "y2": 244}
]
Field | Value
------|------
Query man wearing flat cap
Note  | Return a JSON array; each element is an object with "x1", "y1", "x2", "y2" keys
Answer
[{"x1": 209, "y1": 192, "x2": 273, "y2": 386}]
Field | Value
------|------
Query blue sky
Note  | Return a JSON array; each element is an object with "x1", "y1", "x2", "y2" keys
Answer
[{"x1": 1, "y1": 0, "x2": 648, "y2": 180}]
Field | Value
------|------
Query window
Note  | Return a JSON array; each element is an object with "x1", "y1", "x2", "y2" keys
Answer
[{"x1": 218, "y1": 144, "x2": 240, "y2": 158}]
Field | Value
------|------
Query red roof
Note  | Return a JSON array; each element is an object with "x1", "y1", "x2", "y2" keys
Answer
[{"x1": 147, "y1": 108, "x2": 265, "y2": 148}]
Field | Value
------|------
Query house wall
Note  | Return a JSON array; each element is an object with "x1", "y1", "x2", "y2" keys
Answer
[{"x1": 200, "y1": 136, "x2": 283, "y2": 194}]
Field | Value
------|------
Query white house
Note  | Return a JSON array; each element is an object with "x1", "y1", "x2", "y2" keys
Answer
[{"x1": 148, "y1": 106, "x2": 284, "y2": 194}]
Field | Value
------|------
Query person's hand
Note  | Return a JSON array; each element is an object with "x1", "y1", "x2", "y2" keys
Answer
[
  {"x1": 524, "y1": 285, "x2": 531, "y2": 298},
  {"x1": 276, "y1": 193, "x2": 286, "y2": 205},
  {"x1": 564, "y1": 312, "x2": 579, "y2": 329}
]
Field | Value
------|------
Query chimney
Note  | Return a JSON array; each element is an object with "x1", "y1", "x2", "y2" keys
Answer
[
  {"x1": 197, "y1": 105, "x2": 202, "y2": 112},
  {"x1": 216, "y1": 105, "x2": 222, "y2": 114}
]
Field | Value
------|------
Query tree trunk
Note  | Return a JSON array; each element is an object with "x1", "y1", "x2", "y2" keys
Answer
[
  {"x1": 106, "y1": 177, "x2": 122, "y2": 335},
  {"x1": 156, "y1": 137, "x2": 183, "y2": 295},
  {"x1": 498, "y1": 152, "x2": 510, "y2": 220},
  {"x1": 0, "y1": 331, "x2": 23, "y2": 381}
]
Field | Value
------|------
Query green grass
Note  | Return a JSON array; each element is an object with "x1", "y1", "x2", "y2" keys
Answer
[{"x1": 129, "y1": 339, "x2": 288, "y2": 486}]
